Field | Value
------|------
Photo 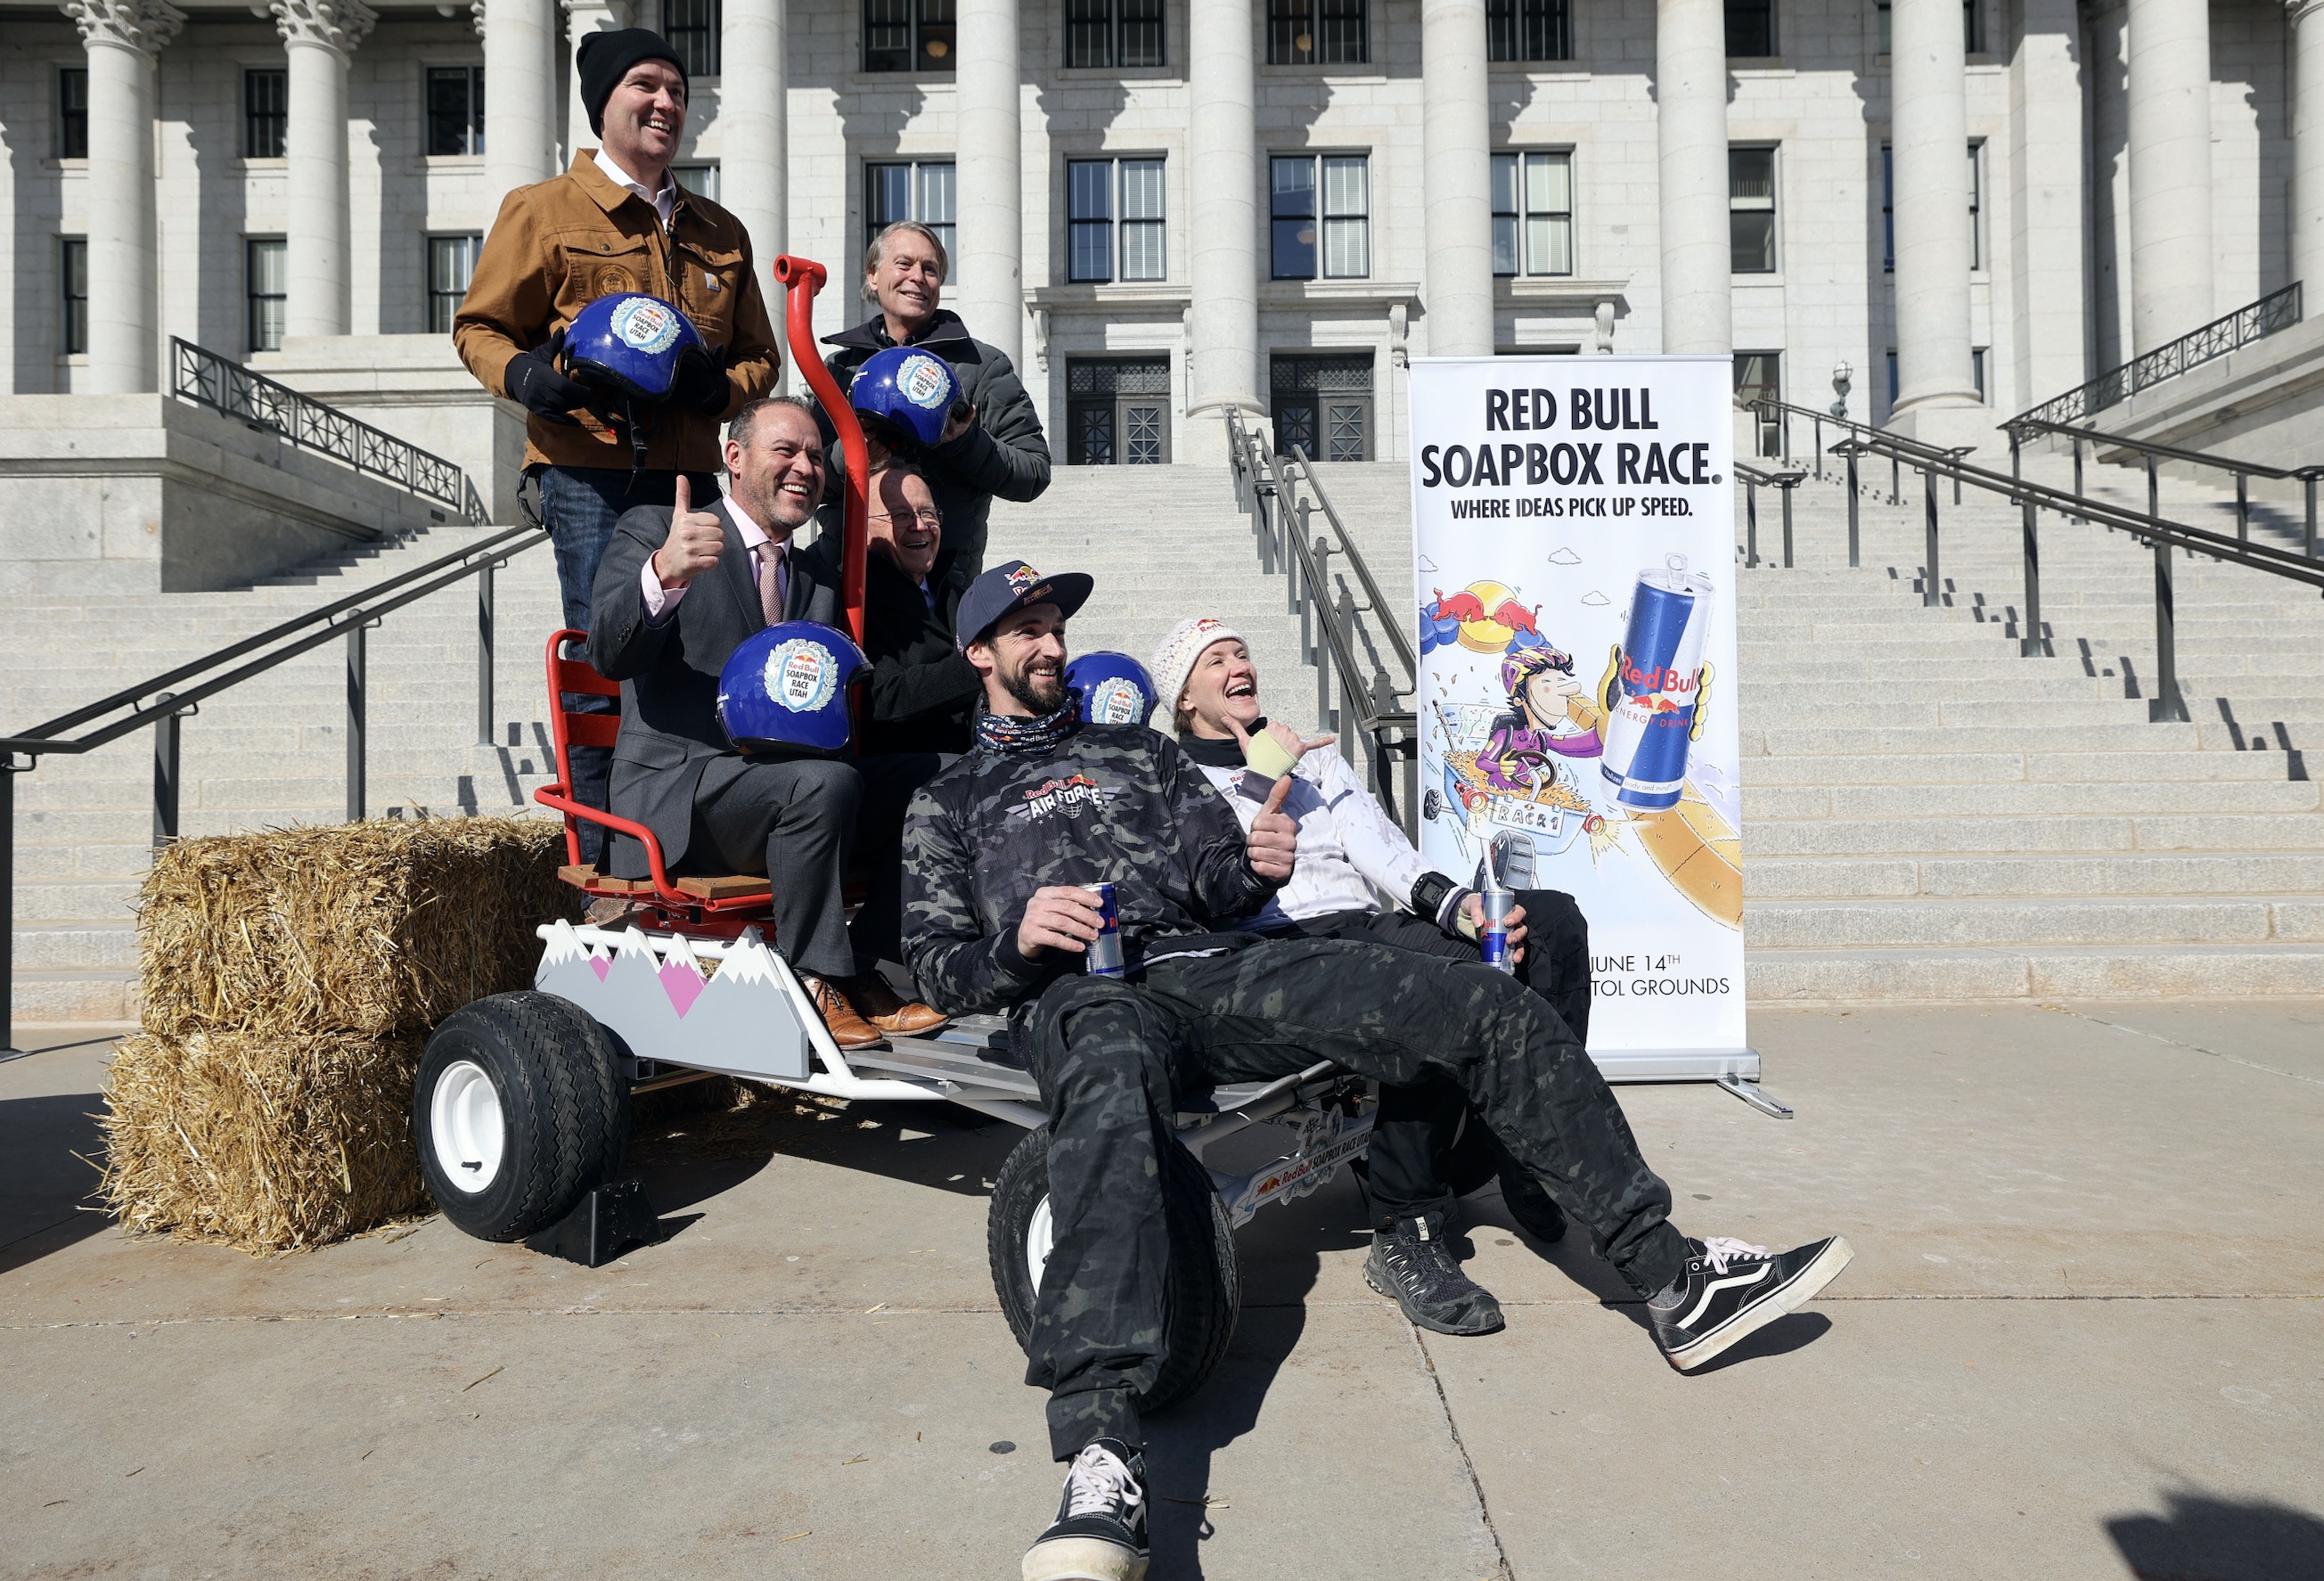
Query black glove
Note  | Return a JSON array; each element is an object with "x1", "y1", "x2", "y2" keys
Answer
[
  {"x1": 673, "y1": 346, "x2": 731, "y2": 420},
  {"x1": 503, "y1": 328, "x2": 593, "y2": 418}
]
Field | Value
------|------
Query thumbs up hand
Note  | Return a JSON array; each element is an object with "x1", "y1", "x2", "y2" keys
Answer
[
  {"x1": 1246, "y1": 773, "x2": 1299, "y2": 881},
  {"x1": 651, "y1": 475, "x2": 725, "y2": 590}
]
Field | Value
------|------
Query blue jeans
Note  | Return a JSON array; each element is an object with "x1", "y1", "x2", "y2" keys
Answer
[{"x1": 535, "y1": 465, "x2": 721, "y2": 865}]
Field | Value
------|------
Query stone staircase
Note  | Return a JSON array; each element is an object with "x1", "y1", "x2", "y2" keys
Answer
[{"x1": 5, "y1": 528, "x2": 566, "y2": 1022}]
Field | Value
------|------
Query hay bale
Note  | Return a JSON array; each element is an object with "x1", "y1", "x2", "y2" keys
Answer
[
  {"x1": 138, "y1": 816, "x2": 578, "y2": 1040},
  {"x1": 98, "y1": 1028, "x2": 431, "y2": 1252}
]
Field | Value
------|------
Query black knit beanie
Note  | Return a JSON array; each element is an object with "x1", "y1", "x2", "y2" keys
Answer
[{"x1": 577, "y1": 29, "x2": 687, "y2": 137}]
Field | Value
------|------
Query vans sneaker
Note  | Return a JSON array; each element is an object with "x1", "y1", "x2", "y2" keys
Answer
[
  {"x1": 1649, "y1": 1235, "x2": 1853, "y2": 1372},
  {"x1": 1022, "y1": 1438, "x2": 1149, "y2": 1581},
  {"x1": 1364, "y1": 1210, "x2": 1506, "y2": 1335}
]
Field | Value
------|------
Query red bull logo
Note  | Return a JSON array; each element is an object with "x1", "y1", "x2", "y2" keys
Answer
[{"x1": 1005, "y1": 564, "x2": 1043, "y2": 594}]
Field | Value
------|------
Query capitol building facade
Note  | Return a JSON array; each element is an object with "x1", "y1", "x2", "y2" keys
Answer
[{"x1": 3, "y1": 0, "x2": 2317, "y2": 470}]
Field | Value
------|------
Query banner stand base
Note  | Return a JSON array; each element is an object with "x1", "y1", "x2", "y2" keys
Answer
[{"x1": 1592, "y1": 1048, "x2": 1794, "y2": 1120}]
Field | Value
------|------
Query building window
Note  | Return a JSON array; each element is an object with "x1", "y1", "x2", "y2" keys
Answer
[
  {"x1": 1066, "y1": 0, "x2": 1165, "y2": 68},
  {"x1": 1730, "y1": 146, "x2": 1776, "y2": 274},
  {"x1": 244, "y1": 68, "x2": 288, "y2": 160},
  {"x1": 1967, "y1": 141, "x2": 1983, "y2": 269},
  {"x1": 1875, "y1": 2, "x2": 1984, "y2": 54},
  {"x1": 1067, "y1": 158, "x2": 1166, "y2": 283},
  {"x1": 864, "y1": 0, "x2": 958, "y2": 70},
  {"x1": 1068, "y1": 357, "x2": 1172, "y2": 465},
  {"x1": 1885, "y1": 348, "x2": 1897, "y2": 408},
  {"x1": 672, "y1": 161, "x2": 721, "y2": 201},
  {"x1": 1880, "y1": 144, "x2": 1893, "y2": 272},
  {"x1": 425, "y1": 65, "x2": 484, "y2": 156},
  {"x1": 1272, "y1": 354, "x2": 1373, "y2": 461},
  {"x1": 665, "y1": 0, "x2": 722, "y2": 75},
  {"x1": 247, "y1": 238, "x2": 288, "y2": 354},
  {"x1": 1270, "y1": 154, "x2": 1369, "y2": 280},
  {"x1": 58, "y1": 68, "x2": 88, "y2": 160},
  {"x1": 1486, "y1": 0, "x2": 1569, "y2": 61},
  {"x1": 1734, "y1": 351, "x2": 1780, "y2": 456},
  {"x1": 60, "y1": 238, "x2": 88, "y2": 356},
  {"x1": 1491, "y1": 151, "x2": 1574, "y2": 277},
  {"x1": 1726, "y1": 0, "x2": 1774, "y2": 56},
  {"x1": 1971, "y1": 346, "x2": 1987, "y2": 403},
  {"x1": 865, "y1": 160, "x2": 956, "y2": 261},
  {"x1": 1879, "y1": 143, "x2": 1981, "y2": 271},
  {"x1": 1268, "y1": 0, "x2": 1368, "y2": 65},
  {"x1": 426, "y1": 234, "x2": 481, "y2": 334}
]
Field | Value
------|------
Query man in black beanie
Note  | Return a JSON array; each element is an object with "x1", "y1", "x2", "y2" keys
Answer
[{"x1": 454, "y1": 27, "x2": 781, "y2": 875}]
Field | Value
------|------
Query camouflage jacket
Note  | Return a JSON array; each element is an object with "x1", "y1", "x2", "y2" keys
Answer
[{"x1": 902, "y1": 722, "x2": 1281, "y2": 1017}]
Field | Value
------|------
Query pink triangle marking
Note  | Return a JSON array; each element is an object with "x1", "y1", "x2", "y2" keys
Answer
[
  {"x1": 658, "y1": 960, "x2": 707, "y2": 1018},
  {"x1": 589, "y1": 956, "x2": 612, "y2": 982}
]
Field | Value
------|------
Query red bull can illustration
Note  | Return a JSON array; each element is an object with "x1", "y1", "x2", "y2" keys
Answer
[
  {"x1": 1085, "y1": 881, "x2": 1125, "y2": 977},
  {"x1": 1600, "y1": 559, "x2": 1714, "y2": 811}
]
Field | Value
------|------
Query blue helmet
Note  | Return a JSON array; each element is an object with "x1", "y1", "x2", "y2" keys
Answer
[
  {"x1": 1066, "y1": 651, "x2": 1158, "y2": 727},
  {"x1": 716, "y1": 620, "x2": 868, "y2": 758},
  {"x1": 851, "y1": 345, "x2": 962, "y2": 449},
  {"x1": 562, "y1": 291, "x2": 708, "y2": 405}
]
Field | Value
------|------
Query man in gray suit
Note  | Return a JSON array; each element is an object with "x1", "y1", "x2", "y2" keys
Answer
[{"x1": 589, "y1": 394, "x2": 942, "y2": 1046}]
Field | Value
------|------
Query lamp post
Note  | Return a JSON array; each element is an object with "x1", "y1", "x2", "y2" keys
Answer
[{"x1": 1830, "y1": 359, "x2": 1853, "y2": 420}]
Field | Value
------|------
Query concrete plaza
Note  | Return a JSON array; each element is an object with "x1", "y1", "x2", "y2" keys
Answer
[{"x1": 4, "y1": 1001, "x2": 2321, "y2": 1580}]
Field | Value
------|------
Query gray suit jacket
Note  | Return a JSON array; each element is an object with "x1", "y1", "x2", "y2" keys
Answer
[{"x1": 588, "y1": 494, "x2": 845, "y2": 876}]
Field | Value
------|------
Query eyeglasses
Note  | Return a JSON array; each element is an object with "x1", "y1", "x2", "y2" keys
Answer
[{"x1": 868, "y1": 509, "x2": 945, "y2": 528}]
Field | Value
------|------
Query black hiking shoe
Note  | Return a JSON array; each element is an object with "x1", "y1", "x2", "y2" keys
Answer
[
  {"x1": 1364, "y1": 1211, "x2": 1506, "y2": 1335},
  {"x1": 1649, "y1": 1235, "x2": 1854, "y2": 1372},
  {"x1": 1022, "y1": 1438, "x2": 1149, "y2": 1581},
  {"x1": 1495, "y1": 1167, "x2": 1567, "y2": 1243}
]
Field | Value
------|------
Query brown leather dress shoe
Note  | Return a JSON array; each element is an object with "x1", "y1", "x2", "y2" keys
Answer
[
  {"x1": 803, "y1": 976, "x2": 884, "y2": 1048},
  {"x1": 842, "y1": 972, "x2": 952, "y2": 1036}
]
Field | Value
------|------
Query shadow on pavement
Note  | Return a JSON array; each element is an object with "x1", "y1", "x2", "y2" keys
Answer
[
  {"x1": 2106, "y1": 1490, "x2": 2324, "y2": 1580},
  {"x1": 0, "y1": 1091, "x2": 111, "y2": 1277}
]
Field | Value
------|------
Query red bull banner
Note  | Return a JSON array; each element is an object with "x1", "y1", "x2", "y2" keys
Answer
[{"x1": 1407, "y1": 356, "x2": 1749, "y2": 1079}]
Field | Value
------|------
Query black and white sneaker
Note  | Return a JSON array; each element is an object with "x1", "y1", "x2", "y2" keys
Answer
[
  {"x1": 1364, "y1": 1211, "x2": 1506, "y2": 1336},
  {"x1": 1494, "y1": 1167, "x2": 1567, "y2": 1244},
  {"x1": 1649, "y1": 1235, "x2": 1853, "y2": 1372},
  {"x1": 1022, "y1": 1438, "x2": 1149, "y2": 1581}
]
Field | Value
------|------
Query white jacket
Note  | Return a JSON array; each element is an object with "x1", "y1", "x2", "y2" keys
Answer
[{"x1": 1188, "y1": 741, "x2": 1426, "y2": 930}]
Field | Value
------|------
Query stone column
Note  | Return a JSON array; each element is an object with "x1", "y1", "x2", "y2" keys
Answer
[
  {"x1": 1185, "y1": 0, "x2": 1260, "y2": 460},
  {"x1": 274, "y1": 0, "x2": 375, "y2": 340},
  {"x1": 954, "y1": 0, "x2": 1023, "y2": 365},
  {"x1": 561, "y1": 0, "x2": 632, "y2": 160},
  {"x1": 2007, "y1": 0, "x2": 2087, "y2": 412},
  {"x1": 63, "y1": 0, "x2": 183, "y2": 394},
  {"x1": 1420, "y1": 0, "x2": 1493, "y2": 355},
  {"x1": 721, "y1": 0, "x2": 788, "y2": 327},
  {"x1": 1889, "y1": 0, "x2": 1978, "y2": 414},
  {"x1": 2289, "y1": 1, "x2": 2324, "y2": 299},
  {"x1": 1655, "y1": 0, "x2": 1731, "y2": 355},
  {"x1": 479, "y1": 0, "x2": 560, "y2": 211},
  {"x1": 2127, "y1": 0, "x2": 2214, "y2": 351}
]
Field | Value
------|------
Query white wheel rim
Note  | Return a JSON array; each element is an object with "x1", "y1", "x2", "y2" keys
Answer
[
  {"x1": 1025, "y1": 1195, "x2": 1055, "y2": 1290},
  {"x1": 430, "y1": 1059, "x2": 505, "y2": 1194}
]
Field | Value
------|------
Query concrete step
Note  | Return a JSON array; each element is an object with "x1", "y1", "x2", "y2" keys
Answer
[
  {"x1": 1744, "y1": 851, "x2": 2324, "y2": 900},
  {"x1": 1742, "y1": 780, "x2": 2323, "y2": 820},
  {"x1": 1746, "y1": 943, "x2": 2324, "y2": 1003},
  {"x1": 1737, "y1": 749, "x2": 2304, "y2": 786},
  {"x1": 1743, "y1": 812, "x2": 2324, "y2": 857},
  {"x1": 1743, "y1": 896, "x2": 2322, "y2": 949}
]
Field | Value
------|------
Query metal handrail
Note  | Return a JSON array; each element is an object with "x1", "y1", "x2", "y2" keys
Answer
[
  {"x1": 1736, "y1": 462, "x2": 1807, "y2": 569},
  {"x1": 2004, "y1": 416, "x2": 2324, "y2": 554},
  {"x1": 171, "y1": 337, "x2": 485, "y2": 523},
  {"x1": 1223, "y1": 411, "x2": 1420, "y2": 831},
  {"x1": 1, "y1": 520, "x2": 547, "y2": 1052},
  {"x1": 2009, "y1": 283, "x2": 2303, "y2": 432}
]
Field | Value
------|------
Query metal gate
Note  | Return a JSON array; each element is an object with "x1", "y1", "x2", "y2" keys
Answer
[
  {"x1": 1066, "y1": 356, "x2": 1171, "y2": 465},
  {"x1": 1271, "y1": 353, "x2": 1373, "y2": 462}
]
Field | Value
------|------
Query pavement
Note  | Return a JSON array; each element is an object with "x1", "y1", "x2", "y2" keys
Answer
[{"x1": 4, "y1": 1003, "x2": 2322, "y2": 1580}]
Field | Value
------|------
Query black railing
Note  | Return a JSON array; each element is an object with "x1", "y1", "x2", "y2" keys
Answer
[
  {"x1": 2004, "y1": 417, "x2": 2324, "y2": 556},
  {"x1": 0, "y1": 522, "x2": 548, "y2": 1053},
  {"x1": 1737, "y1": 462, "x2": 1807, "y2": 568},
  {"x1": 2009, "y1": 283, "x2": 2303, "y2": 432},
  {"x1": 171, "y1": 337, "x2": 487, "y2": 523},
  {"x1": 1225, "y1": 411, "x2": 1420, "y2": 832}
]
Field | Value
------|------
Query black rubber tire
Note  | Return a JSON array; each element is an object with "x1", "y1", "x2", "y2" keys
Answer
[
  {"x1": 413, "y1": 991, "x2": 630, "y2": 1241},
  {"x1": 987, "y1": 1125, "x2": 1240, "y2": 1416}
]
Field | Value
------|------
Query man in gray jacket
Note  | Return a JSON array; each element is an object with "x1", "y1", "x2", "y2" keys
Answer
[
  {"x1": 588, "y1": 394, "x2": 945, "y2": 1046},
  {"x1": 822, "y1": 220, "x2": 1051, "y2": 588}
]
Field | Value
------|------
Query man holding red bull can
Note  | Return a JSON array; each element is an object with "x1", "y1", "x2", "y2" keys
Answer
[{"x1": 905, "y1": 563, "x2": 1853, "y2": 1581}]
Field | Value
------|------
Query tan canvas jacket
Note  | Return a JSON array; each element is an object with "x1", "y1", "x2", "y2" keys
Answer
[{"x1": 454, "y1": 152, "x2": 781, "y2": 474}]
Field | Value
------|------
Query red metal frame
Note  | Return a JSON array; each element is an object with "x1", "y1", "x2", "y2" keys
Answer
[{"x1": 772, "y1": 254, "x2": 870, "y2": 650}]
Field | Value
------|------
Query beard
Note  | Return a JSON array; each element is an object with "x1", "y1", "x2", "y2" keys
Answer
[{"x1": 1000, "y1": 653, "x2": 1068, "y2": 716}]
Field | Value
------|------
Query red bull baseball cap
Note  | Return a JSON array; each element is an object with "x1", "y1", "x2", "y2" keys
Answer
[{"x1": 957, "y1": 559, "x2": 1095, "y2": 652}]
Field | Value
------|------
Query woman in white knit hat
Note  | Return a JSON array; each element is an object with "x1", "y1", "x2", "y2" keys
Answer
[{"x1": 1149, "y1": 612, "x2": 1595, "y2": 1338}]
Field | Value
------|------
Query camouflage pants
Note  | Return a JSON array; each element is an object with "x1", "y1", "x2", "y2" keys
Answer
[{"x1": 1018, "y1": 935, "x2": 1685, "y2": 1461}]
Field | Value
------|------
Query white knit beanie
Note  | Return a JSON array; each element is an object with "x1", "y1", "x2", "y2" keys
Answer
[{"x1": 1149, "y1": 615, "x2": 1245, "y2": 724}]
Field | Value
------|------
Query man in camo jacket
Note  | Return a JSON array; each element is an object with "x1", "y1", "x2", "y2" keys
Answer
[{"x1": 903, "y1": 560, "x2": 1853, "y2": 1581}]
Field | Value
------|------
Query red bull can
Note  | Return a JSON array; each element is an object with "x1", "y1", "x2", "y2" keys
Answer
[
  {"x1": 1600, "y1": 559, "x2": 1714, "y2": 811},
  {"x1": 1085, "y1": 882, "x2": 1125, "y2": 978}
]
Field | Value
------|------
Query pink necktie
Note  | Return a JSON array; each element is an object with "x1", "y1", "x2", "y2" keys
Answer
[{"x1": 757, "y1": 543, "x2": 784, "y2": 626}]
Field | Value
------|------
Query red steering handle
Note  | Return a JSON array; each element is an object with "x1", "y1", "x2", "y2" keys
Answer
[{"x1": 773, "y1": 255, "x2": 868, "y2": 650}]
